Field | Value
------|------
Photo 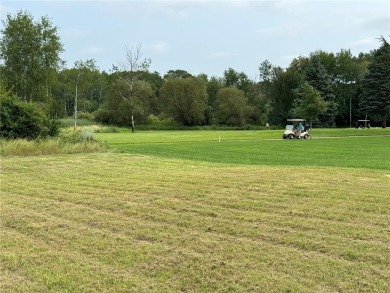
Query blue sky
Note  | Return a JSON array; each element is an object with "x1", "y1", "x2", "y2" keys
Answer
[{"x1": 1, "y1": 0, "x2": 389, "y2": 79}]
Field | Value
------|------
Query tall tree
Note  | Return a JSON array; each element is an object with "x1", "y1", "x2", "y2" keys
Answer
[
  {"x1": 304, "y1": 55, "x2": 336, "y2": 127},
  {"x1": 268, "y1": 66, "x2": 302, "y2": 126},
  {"x1": 223, "y1": 68, "x2": 251, "y2": 93},
  {"x1": 72, "y1": 59, "x2": 100, "y2": 128},
  {"x1": 246, "y1": 82, "x2": 271, "y2": 126},
  {"x1": 0, "y1": 10, "x2": 63, "y2": 105},
  {"x1": 206, "y1": 76, "x2": 224, "y2": 124},
  {"x1": 52, "y1": 69, "x2": 74, "y2": 117},
  {"x1": 138, "y1": 71, "x2": 164, "y2": 115},
  {"x1": 259, "y1": 59, "x2": 273, "y2": 83},
  {"x1": 112, "y1": 44, "x2": 151, "y2": 131},
  {"x1": 292, "y1": 82, "x2": 328, "y2": 135},
  {"x1": 215, "y1": 87, "x2": 251, "y2": 126},
  {"x1": 359, "y1": 37, "x2": 390, "y2": 128},
  {"x1": 258, "y1": 60, "x2": 276, "y2": 125},
  {"x1": 312, "y1": 49, "x2": 369, "y2": 126},
  {"x1": 160, "y1": 77, "x2": 208, "y2": 126},
  {"x1": 333, "y1": 50, "x2": 358, "y2": 126}
]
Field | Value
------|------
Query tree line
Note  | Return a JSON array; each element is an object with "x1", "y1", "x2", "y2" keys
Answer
[{"x1": 1, "y1": 10, "x2": 389, "y2": 139}]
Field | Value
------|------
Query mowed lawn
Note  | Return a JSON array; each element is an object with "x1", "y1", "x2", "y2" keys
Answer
[
  {"x1": 97, "y1": 128, "x2": 390, "y2": 170},
  {"x1": 1, "y1": 129, "x2": 390, "y2": 292}
]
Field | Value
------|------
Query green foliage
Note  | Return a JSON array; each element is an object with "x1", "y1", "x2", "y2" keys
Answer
[
  {"x1": 163, "y1": 69, "x2": 193, "y2": 79},
  {"x1": 0, "y1": 91, "x2": 60, "y2": 139},
  {"x1": 77, "y1": 111, "x2": 94, "y2": 120},
  {"x1": 146, "y1": 114, "x2": 175, "y2": 127},
  {"x1": 101, "y1": 77, "x2": 156, "y2": 127},
  {"x1": 312, "y1": 50, "x2": 364, "y2": 126},
  {"x1": 138, "y1": 71, "x2": 164, "y2": 114},
  {"x1": 223, "y1": 67, "x2": 251, "y2": 92},
  {"x1": 53, "y1": 62, "x2": 110, "y2": 118},
  {"x1": 93, "y1": 73, "x2": 154, "y2": 127},
  {"x1": 110, "y1": 45, "x2": 152, "y2": 124},
  {"x1": 160, "y1": 77, "x2": 208, "y2": 126},
  {"x1": 292, "y1": 82, "x2": 328, "y2": 123},
  {"x1": 0, "y1": 10, "x2": 63, "y2": 103},
  {"x1": 265, "y1": 65, "x2": 302, "y2": 126},
  {"x1": 215, "y1": 87, "x2": 252, "y2": 126},
  {"x1": 304, "y1": 55, "x2": 337, "y2": 127},
  {"x1": 93, "y1": 108, "x2": 115, "y2": 125},
  {"x1": 359, "y1": 37, "x2": 390, "y2": 127}
]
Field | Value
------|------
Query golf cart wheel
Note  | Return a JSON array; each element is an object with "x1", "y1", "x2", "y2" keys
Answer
[
  {"x1": 304, "y1": 134, "x2": 309, "y2": 139},
  {"x1": 288, "y1": 134, "x2": 295, "y2": 139}
]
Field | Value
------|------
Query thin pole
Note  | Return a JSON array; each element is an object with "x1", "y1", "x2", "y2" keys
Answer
[
  {"x1": 349, "y1": 97, "x2": 352, "y2": 128},
  {"x1": 74, "y1": 81, "x2": 78, "y2": 130}
]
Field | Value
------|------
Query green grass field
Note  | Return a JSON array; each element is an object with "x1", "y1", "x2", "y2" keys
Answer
[
  {"x1": 97, "y1": 128, "x2": 390, "y2": 170},
  {"x1": 1, "y1": 128, "x2": 389, "y2": 292}
]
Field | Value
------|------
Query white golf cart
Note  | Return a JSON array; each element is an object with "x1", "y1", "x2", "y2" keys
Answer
[
  {"x1": 283, "y1": 119, "x2": 310, "y2": 139},
  {"x1": 356, "y1": 119, "x2": 371, "y2": 129}
]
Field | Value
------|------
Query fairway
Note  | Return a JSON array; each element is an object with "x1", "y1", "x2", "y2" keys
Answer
[
  {"x1": 97, "y1": 129, "x2": 390, "y2": 170},
  {"x1": 1, "y1": 129, "x2": 390, "y2": 292}
]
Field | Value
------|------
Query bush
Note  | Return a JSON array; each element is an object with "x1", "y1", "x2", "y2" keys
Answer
[
  {"x1": 93, "y1": 109, "x2": 115, "y2": 125},
  {"x1": 77, "y1": 112, "x2": 94, "y2": 120},
  {"x1": 93, "y1": 126, "x2": 120, "y2": 133},
  {"x1": 59, "y1": 127, "x2": 94, "y2": 143},
  {"x1": 0, "y1": 92, "x2": 60, "y2": 139}
]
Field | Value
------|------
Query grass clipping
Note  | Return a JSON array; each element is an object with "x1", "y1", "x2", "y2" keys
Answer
[{"x1": 1, "y1": 153, "x2": 389, "y2": 292}]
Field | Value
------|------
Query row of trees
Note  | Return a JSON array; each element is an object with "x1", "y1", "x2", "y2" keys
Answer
[{"x1": 1, "y1": 10, "x2": 389, "y2": 135}]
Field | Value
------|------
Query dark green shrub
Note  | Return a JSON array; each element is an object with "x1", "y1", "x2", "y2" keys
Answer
[
  {"x1": 0, "y1": 92, "x2": 60, "y2": 139},
  {"x1": 93, "y1": 109, "x2": 115, "y2": 125}
]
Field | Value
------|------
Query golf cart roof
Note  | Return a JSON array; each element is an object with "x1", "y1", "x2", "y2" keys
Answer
[{"x1": 287, "y1": 119, "x2": 306, "y2": 122}]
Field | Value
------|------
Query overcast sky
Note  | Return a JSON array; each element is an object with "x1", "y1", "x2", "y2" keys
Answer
[{"x1": 1, "y1": 0, "x2": 389, "y2": 79}]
